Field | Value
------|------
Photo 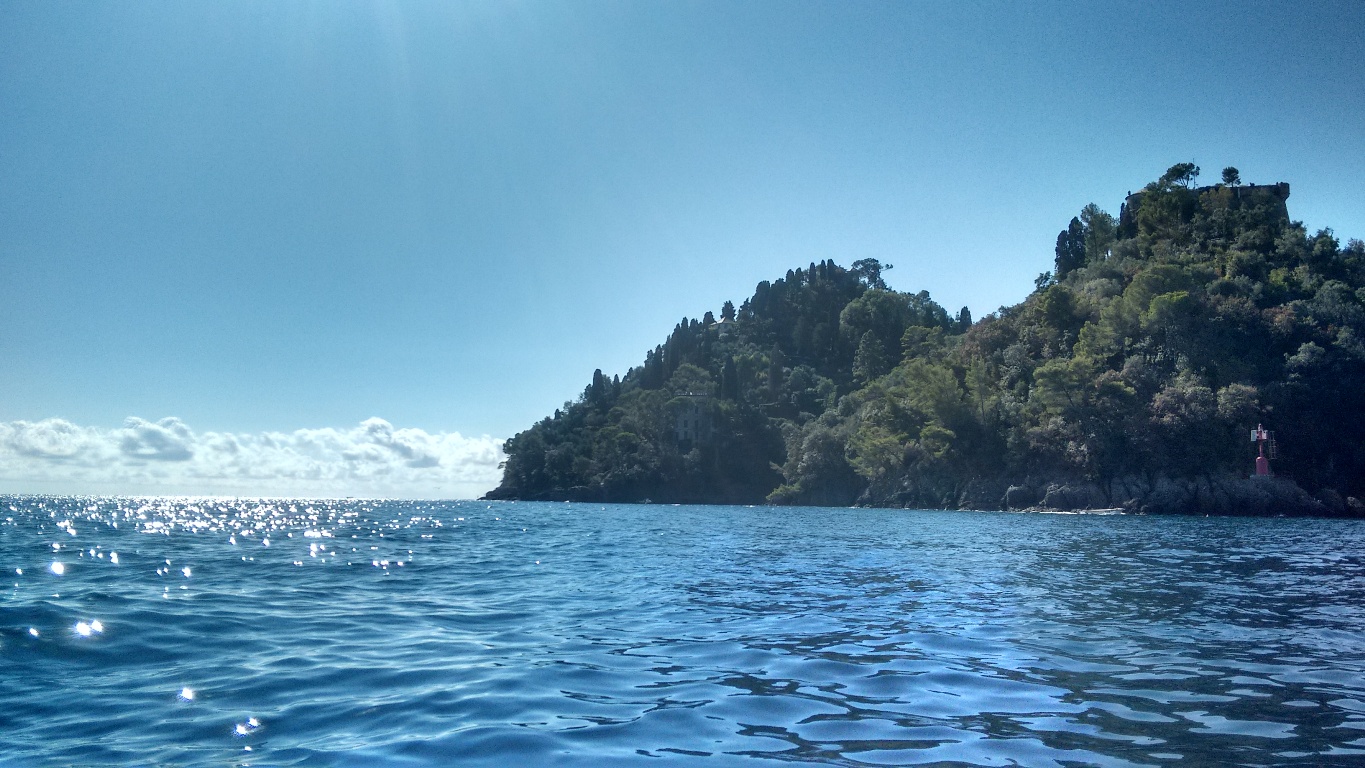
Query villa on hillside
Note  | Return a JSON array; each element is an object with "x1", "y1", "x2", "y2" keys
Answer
[{"x1": 674, "y1": 394, "x2": 712, "y2": 448}]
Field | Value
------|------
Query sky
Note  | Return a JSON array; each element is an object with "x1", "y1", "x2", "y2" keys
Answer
[{"x1": 2, "y1": 1, "x2": 1363, "y2": 498}]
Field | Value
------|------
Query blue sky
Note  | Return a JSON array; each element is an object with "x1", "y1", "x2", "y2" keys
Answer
[{"x1": 2, "y1": 1, "x2": 1363, "y2": 496}]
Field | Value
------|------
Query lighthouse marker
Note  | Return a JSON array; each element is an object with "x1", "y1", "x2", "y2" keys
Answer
[{"x1": 1251, "y1": 424, "x2": 1275, "y2": 477}]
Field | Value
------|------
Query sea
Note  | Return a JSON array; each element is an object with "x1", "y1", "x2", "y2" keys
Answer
[{"x1": 2, "y1": 496, "x2": 1364, "y2": 767}]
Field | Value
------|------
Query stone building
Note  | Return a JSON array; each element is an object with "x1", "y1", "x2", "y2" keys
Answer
[{"x1": 674, "y1": 395, "x2": 712, "y2": 448}]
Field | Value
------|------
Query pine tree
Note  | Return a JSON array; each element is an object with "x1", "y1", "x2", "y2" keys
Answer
[
  {"x1": 853, "y1": 330, "x2": 890, "y2": 383},
  {"x1": 1054, "y1": 217, "x2": 1086, "y2": 278}
]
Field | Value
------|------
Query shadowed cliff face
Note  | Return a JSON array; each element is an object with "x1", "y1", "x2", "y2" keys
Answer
[{"x1": 490, "y1": 167, "x2": 1365, "y2": 516}]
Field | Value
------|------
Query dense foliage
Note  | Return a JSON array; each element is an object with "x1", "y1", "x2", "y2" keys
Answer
[{"x1": 487, "y1": 166, "x2": 1365, "y2": 509}]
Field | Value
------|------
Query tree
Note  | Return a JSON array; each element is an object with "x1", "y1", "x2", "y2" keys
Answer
[
  {"x1": 1055, "y1": 217, "x2": 1086, "y2": 278},
  {"x1": 769, "y1": 421, "x2": 861, "y2": 506},
  {"x1": 720, "y1": 356, "x2": 739, "y2": 400},
  {"x1": 1039, "y1": 285, "x2": 1082, "y2": 335},
  {"x1": 840, "y1": 288, "x2": 913, "y2": 351},
  {"x1": 767, "y1": 345, "x2": 785, "y2": 401},
  {"x1": 1138, "y1": 168, "x2": 1201, "y2": 239},
  {"x1": 902, "y1": 325, "x2": 945, "y2": 359},
  {"x1": 589, "y1": 369, "x2": 609, "y2": 404},
  {"x1": 851, "y1": 258, "x2": 892, "y2": 289},
  {"x1": 720, "y1": 300, "x2": 736, "y2": 321},
  {"x1": 1079, "y1": 203, "x2": 1116, "y2": 262},
  {"x1": 853, "y1": 330, "x2": 892, "y2": 383},
  {"x1": 785, "y1": 365, "x2": 836, "y2": 415},
  {"x1": 957, "y1": 306, "x2": 973, "y2": 333},
  {"x1": 1222, "y1": 166, "x2": 1240, "y2": 187},
  {"x1": 1161, "y1": 162, "x2": 1200, "y2": 189},
  {"x1": 666, "y1": 363, "x2": 714, "y2": 396}
]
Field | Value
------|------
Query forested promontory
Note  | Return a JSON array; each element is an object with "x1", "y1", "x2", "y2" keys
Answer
[{"x1": 486, "y1": 165, "x2": 1365, "y2": 516}]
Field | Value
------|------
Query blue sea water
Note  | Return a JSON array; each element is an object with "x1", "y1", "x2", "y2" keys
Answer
[{"x1": 2, "y1": 497, "x2": 1365, "y2": 767}]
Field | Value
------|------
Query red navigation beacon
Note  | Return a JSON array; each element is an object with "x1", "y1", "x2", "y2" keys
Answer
[{"x1": 1251, "y1": 424, "x2": 1277, "y2": 477}]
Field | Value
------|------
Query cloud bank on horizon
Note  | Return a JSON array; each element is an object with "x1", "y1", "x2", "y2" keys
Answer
[{"x1": 0, "y1": 417, "x2": 503, "y2": 499}]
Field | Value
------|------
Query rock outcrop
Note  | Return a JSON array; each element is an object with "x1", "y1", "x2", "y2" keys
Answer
[{"x1": 995, "y1": 474, "x2": 1360, "y2": 517}]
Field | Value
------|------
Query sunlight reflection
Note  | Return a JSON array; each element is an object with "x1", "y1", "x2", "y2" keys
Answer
[{"x1": 73, "y1": 620, "x2": 103, "y2": 637}]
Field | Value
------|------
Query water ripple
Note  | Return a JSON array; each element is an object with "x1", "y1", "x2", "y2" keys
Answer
[{"x1": 2, "y1": 496, "x2": 1364, "y2": 765}]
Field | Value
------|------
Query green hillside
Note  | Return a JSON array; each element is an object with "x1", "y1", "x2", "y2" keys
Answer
[{"x1": 486, "y1": 165, "x2": 1365, "y2": 516}]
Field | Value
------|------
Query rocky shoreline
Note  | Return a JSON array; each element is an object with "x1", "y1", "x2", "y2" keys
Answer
[
  {"x1": 495, "y1": 474, "x2": 1365, "y2": 518},
  {"x1": 971, "y1": 475, "x2": 1365, "y2": 518}
]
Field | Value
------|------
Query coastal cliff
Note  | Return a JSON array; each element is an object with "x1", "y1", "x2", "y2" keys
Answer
[{"x1": 486, "y1": 165, "x2": 1365, "y2": 517}]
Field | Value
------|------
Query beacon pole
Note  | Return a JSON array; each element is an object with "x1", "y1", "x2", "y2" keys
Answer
[{"x1": 1251, "y1": 424, "x2": 1273, "y2": 477}]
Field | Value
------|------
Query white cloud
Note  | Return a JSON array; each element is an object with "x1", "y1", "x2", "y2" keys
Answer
[
  {"x1": 119, "y1": 417, "x2": 195, "y2": 461},
  {"x1": 0, "y1": 417, "x2": 505, "y2": 499},
  {"x1": 7, "y1": 418, "x2": 89, "y2": 459}
]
